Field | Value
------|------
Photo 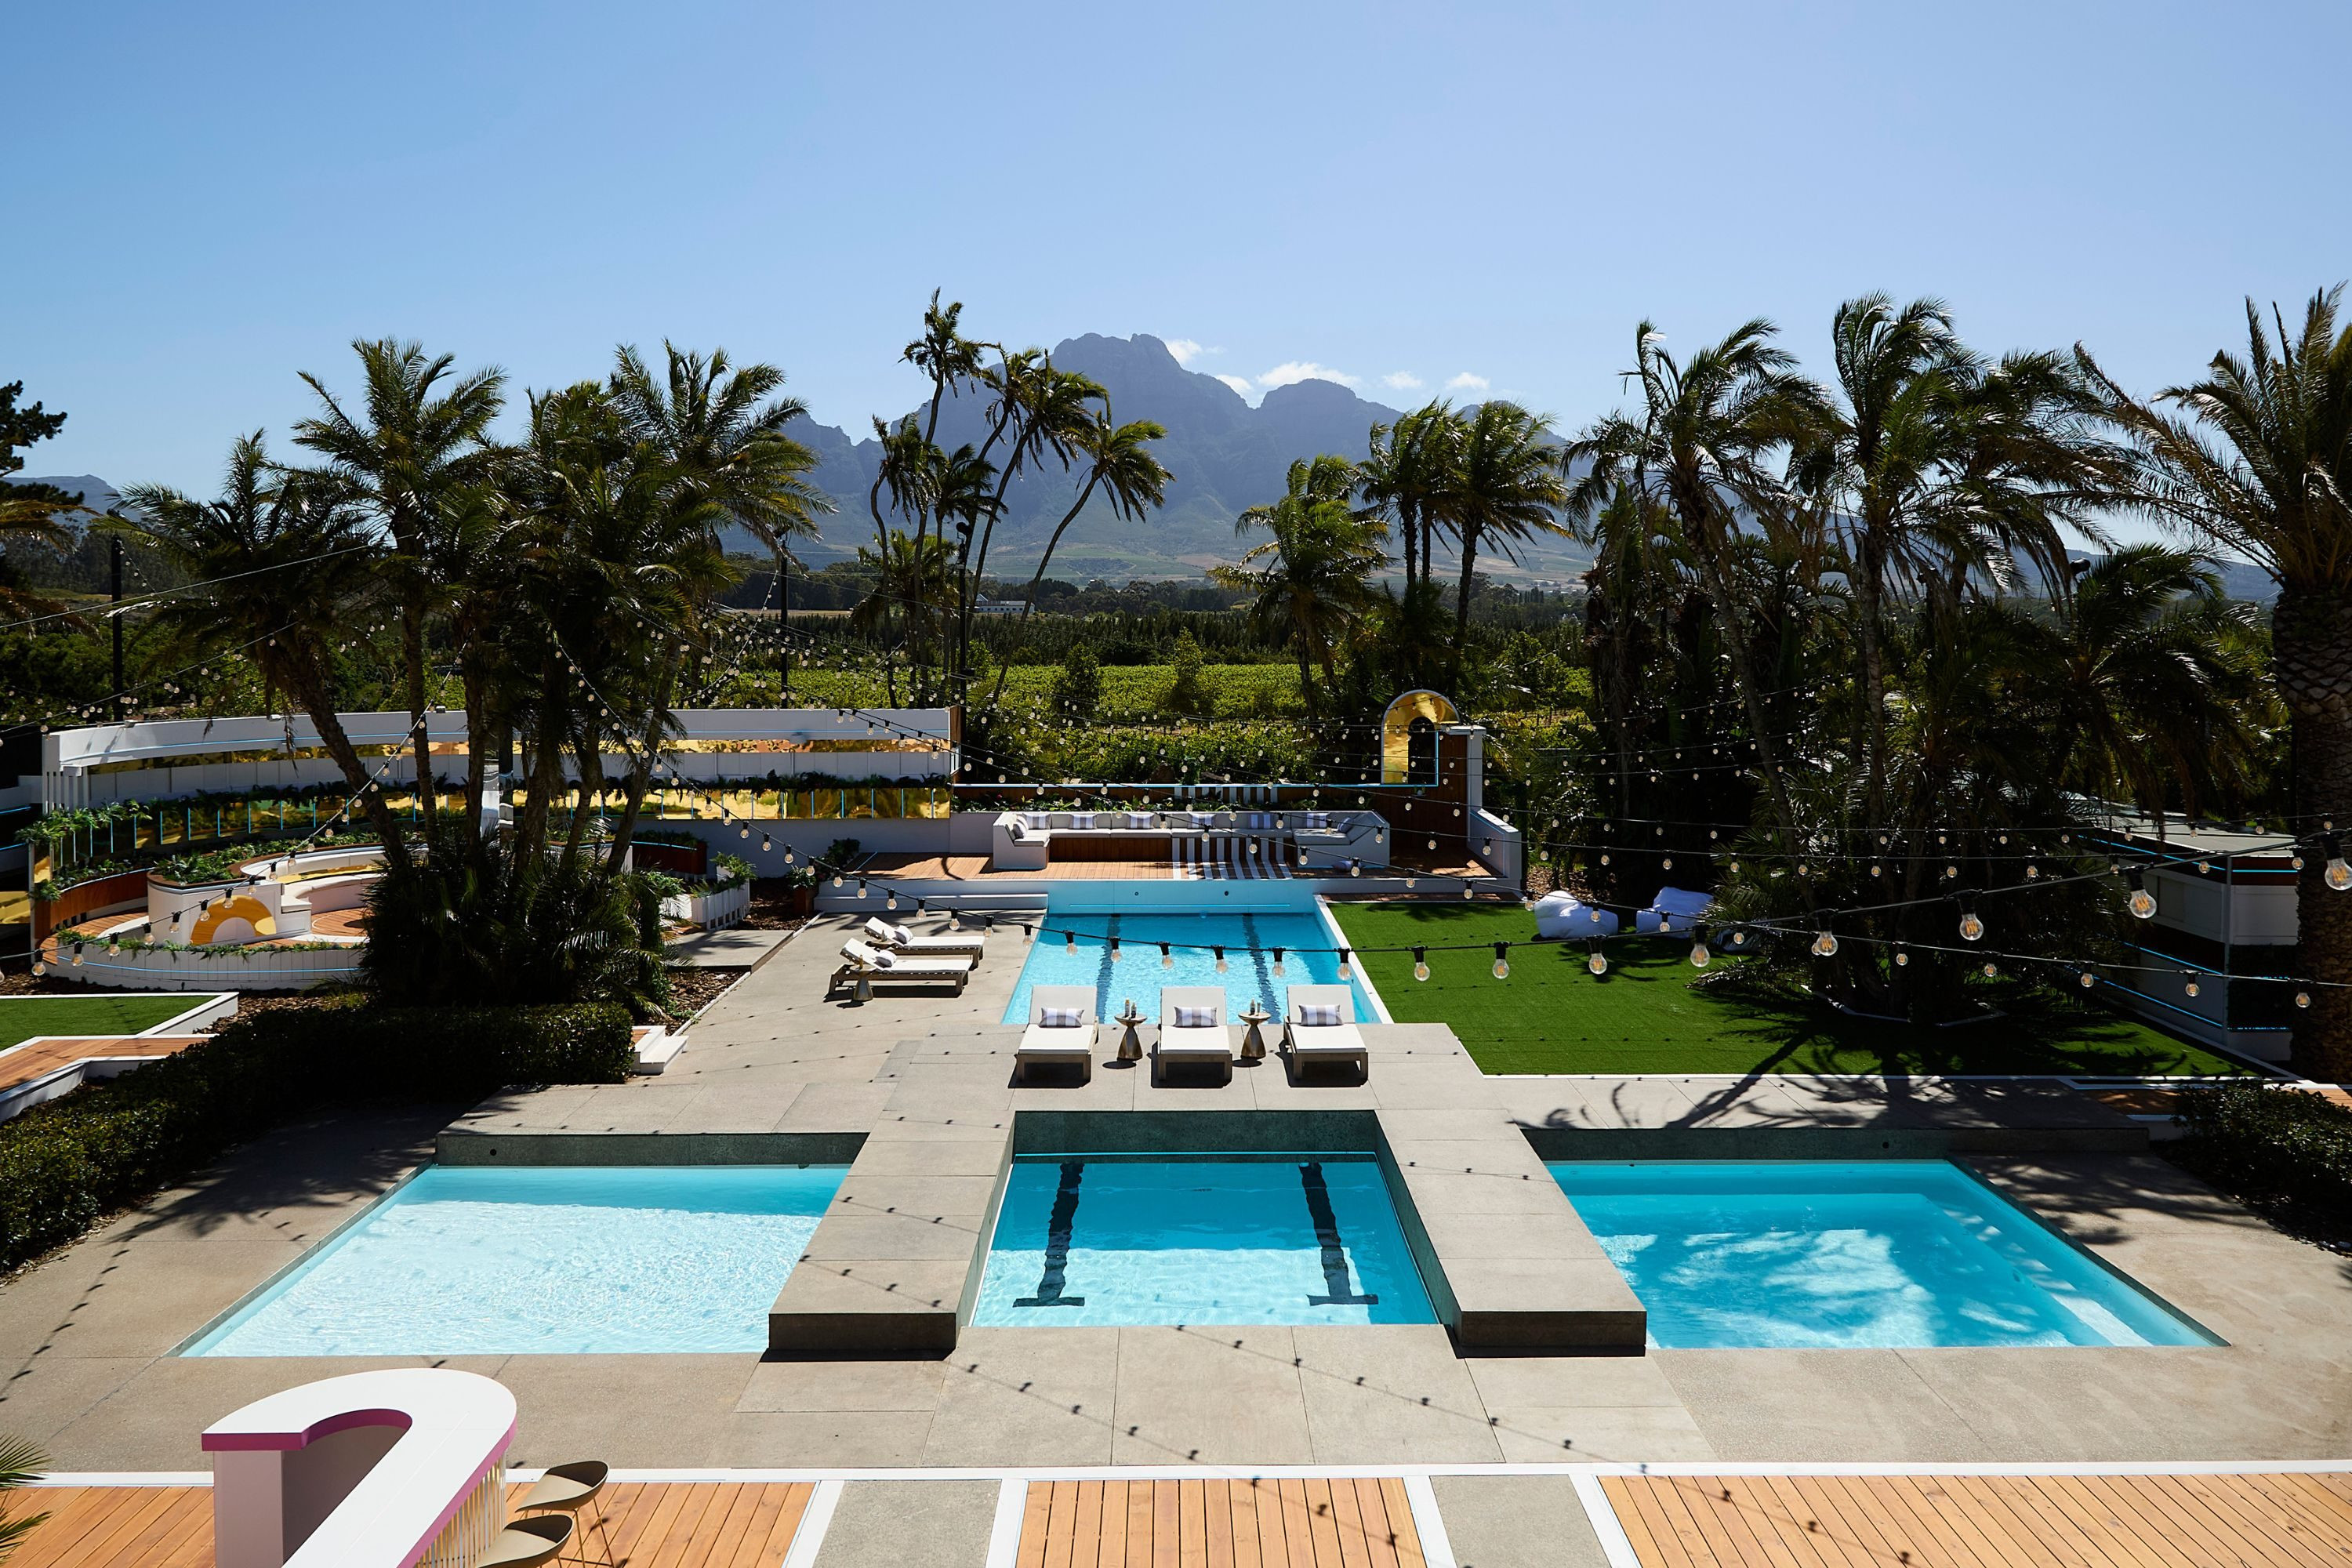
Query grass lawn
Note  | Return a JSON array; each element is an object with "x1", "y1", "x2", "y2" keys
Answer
[
  {"x1": 0, "y1": 994, "x2": 201, "y2": 1052},
  {"x1": 1327, "y1": 902, "x2": 2250, "y2": 1077}
]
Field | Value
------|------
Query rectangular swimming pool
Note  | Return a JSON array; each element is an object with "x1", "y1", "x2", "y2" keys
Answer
[
  {"x1": 184, "y1": 1164, "x2": 848, "y2": 1356},
  {"x1": 972, "y1": 1154, "x2": 1435, "y2": 1327},
  {"x1": 1551, "y1": 1160, "x2": 2215, "y2": 1349},
  {"x1": 1002, "y1": 906, "x2": 1377, "y2": 1026}
]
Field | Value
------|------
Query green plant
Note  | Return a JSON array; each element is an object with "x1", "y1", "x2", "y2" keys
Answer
[
  {"x1": 1167, "y1": 630, "x2": 1206, "y2": 716},
  {"x1": 0, "y1": 1002, "x2": 631, "y2": 1272},
  {"x1": 823, "y1": 837, "x2": 862, "y2": 870},
  {"x1": 711, "y1": 851, "x2": 754, "y2": 890},
  {"x1": 1054, "y1": 641, "x2": 1103, "y2": 716},
  {"x1": 0, "y1": 1434, "x2": 48, "y2": 1563},
  {"x1": 2174, "y1": 1082, "x2": 2352, "y2": 1217}
]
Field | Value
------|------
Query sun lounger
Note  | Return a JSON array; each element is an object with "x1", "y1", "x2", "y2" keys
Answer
[
  {"x1": 832, "y1": 939, "x2": 971, "y2": 998},
  {"x1": 1018, "y1": 984, "x2": 1098, "y2": 1083},
  {"x1": 1530, "y1": 891, "x2": 1621, "y2": 938},
  {"x1": 1282, "y1": 983, "x2": 1370, "y2": 1081},
  {"x1": 863, "y1": 916, "x2": 987, "y2": 960},
  {"x1": 1154, "y1": 985, "x2": 1232, "y2": 1085}
]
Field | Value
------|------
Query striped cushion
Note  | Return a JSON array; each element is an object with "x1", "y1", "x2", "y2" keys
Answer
[
  {"x1": 1038, "y1": 1007, "x2": 1084, "y2": 1029},
  {"x1": 1295, "y1": 1004, "x2": 1342, "y2": 1027},
  {"x1": 1174, "y1": 1006, "x2": 1218, "y2": 1029}
]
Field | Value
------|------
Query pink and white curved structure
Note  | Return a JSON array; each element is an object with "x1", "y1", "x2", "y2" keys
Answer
[{"x1": 202, "y1": 1368, "x2": 516, "y2": 1568}]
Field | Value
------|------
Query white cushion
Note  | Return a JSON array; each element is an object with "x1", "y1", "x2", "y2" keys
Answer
[
  {"x1": 1038, "y1": 1007, "x2": 1084, "y2": 1029},
  {"x1": 1295, "y1": 1003, "x2": 1341, "y2": 1026},
  {"x1": 1174, "y1": 1005, "x2": 1218, "y2": 1028},
  {"x1": 1071, "y1": 812, "x2": 1095, "y2": 829},
  {"x1": 866, "y1": 947, "x2": 896, "y2": 970}
]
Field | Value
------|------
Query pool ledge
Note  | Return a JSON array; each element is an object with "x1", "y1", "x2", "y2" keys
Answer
[{"x1": 764, "y1": 1107, "x2": 1647, "y2": 1355}]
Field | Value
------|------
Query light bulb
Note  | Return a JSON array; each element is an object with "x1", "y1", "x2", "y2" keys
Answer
[
  {"x1": 1109, "y1": 939, "x2": 1120, "y2": 961},
  {"x1": 885, "y1": 890, "x2": 898, "y2": 910},
  {"x1": 2078, "y1": 971, "x2": 2096, "y2": 988},
  {"x1": 1690, "y1": 941, "x2": 1710, "y2": 969},
  {"x1": 1982, "y1": 963, "x2": 1998, "y2": 978},
  {"x1": 2296, "y1": 990, "x2": 2312, "y2": 1009},
  {"x1": 1959, "y1": 911, "x2": 1984, "y2": 942},
  {"x1": 1490, "y1": 940, "x2": 1512, "y2": 979},
  {"x1": 1894, "y1": 949, "x2": 1910, "y2": 967},
  {"x1": 739, "y1": 826, "x2": 750, "y2": 839},
  {"x1": 1338, "y1": 949, "x2": 1352, "y2": 980},
  {"x1": 1812, "y1": 929, "x2": 1838, "y2": 957},
  {"x1": 1272, "y1": 948, "x2": 1287, "y2": 978},
  {"x1": 2184, "y1": 978, "x2": 2200, "y2": 997},
  {"x1": 2329, "y1": 858, "x2": 2351, "y2": 892},
  {"x1": 2128, "y1": 887, "x2": 2156, "y2": 920},
  {"x1": 1213, "y1": 946, "x2": 1227, "y2": 973},
  {"x1": 1160, "y1": 943, "x2": 1173, "y2": 970},
  {"x1": 1412, "y1": 946, "x2": 1429, "y2": 982},
  {"x1": 1065, "y1": 931, "x2": 1077, "y2": 953},
  {"x1": 1584, "y1": 943, "x2": 1606, "y2": 977},
  {"x1": 71, "y1": 947, "x2": 83, "y2": 967}
]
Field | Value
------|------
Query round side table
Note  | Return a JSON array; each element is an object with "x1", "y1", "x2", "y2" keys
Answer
[
  {"x1": 1115, "y1": 1001, "x2": 1146, "y2": 1062},
  {"x1": 1238, "y1": 1002, "x2": 1271, "y2": 1061}
]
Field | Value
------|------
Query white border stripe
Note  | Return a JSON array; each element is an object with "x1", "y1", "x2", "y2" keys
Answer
[
  {"x1": 780, "y1": 1476, "x2": 842, "y2": 1568},
  {"x1": 982, "y1": 1475, "x2": 1028, "y2": 1568},
  {"x1": 32, "y1": 1457, "x2": 2352, "y2": 1488},
  {"x1": 1571, "y1": 1472, "x2": 1643, "y2": 1568},
  {"x1": 1402, "y1": 1474, "x2": 1457, "y2": 1568}
]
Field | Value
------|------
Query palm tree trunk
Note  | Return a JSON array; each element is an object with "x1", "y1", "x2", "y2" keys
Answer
[
  {"x1": 1854, "y1": 536, "x2": 1889, "y2": 823},
  {"x1": 1451, "y1": 523, "x2": 1480, "y2": 686},
  {"x1": 401, "y1": 600, "x2": 434, "y2": 843},
  {"x1": 604, "y1": 649, "x2": 682, "y2": 874},
  {"x1": 2272, "y1": 588, "x2": 2352, "y2": 1078},
  {"x1": 283, "y1": 660, "x2": 412, "y2": 873},
  {"x1": 985, "y1": 468, "x2": 1104, "y2": 712},
  {"x1": 777, "y1": 546, "x2": 791, "y2": 703}
]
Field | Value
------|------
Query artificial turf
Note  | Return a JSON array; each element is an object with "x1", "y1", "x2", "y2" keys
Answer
[
  {"x1": 0, "y1": 994, "x2": 200, "y2": 1052},
  {"x1": 1327, "y1": 902, "x2": 2249, "y2": 1078}
]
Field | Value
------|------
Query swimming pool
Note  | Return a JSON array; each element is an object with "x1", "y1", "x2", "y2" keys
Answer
[
  {"x1": 1550, "y1": 1160, "x2": 2214, "y2": 1349},
  {"x1": 184, "y1": 1164, "x2": 848, "y2": 1356},
  {"x1": 972, "y1": 1155, "x2": 1435, "y2": 1327},
  {"x1": 1002, "y1": 905, "x2": 1377, "y2": 1025}
]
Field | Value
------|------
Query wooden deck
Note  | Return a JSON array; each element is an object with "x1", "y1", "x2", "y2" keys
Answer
[
  {"x1": 9, "y1": 1479, "x2": 816, "y2": 1568},
  {"x1": 0, "y1": 1035, "x2": 205, "y2": 1094},
  {"x1": 1013, "y1": 1477, "x2": 1427, "y2": 1568},
  {"x1": 1599, "y1": 1470, "x2": 2352, "y2": 1568}
]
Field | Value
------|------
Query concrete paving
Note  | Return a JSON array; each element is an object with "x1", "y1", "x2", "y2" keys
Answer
[{"x1": 2, "y1": 911, "x2": 2348, "y2": 1477}]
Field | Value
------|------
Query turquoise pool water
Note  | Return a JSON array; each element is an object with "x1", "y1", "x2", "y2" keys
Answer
[
  {"x1": 1551, "y1": 1160, "x2": 2214, "y2": 1349},
  {"x1": 1001, "y1": 908, "x2": 1374, "y2": 1025},
  {"x1": 185, "y1": 1164, "x2": 847, "y2": 1356},
  {"x1": 972, "y1": 1155, "x2": 1434, "y2": 1326}
]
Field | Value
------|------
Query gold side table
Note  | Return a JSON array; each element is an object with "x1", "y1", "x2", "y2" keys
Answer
[
  {"x1": 1238, "y1": 1001, "x2": 1271, "y2": 1061},
  {"x1": 1115, "y1": 1000, "x2": 1145, "y2": 1062}
]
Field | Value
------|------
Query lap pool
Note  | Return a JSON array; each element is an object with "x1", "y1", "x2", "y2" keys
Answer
[
  {"x1": 972, "y1": 1155, "x2": 1435, "y2": 1326},
  {"x1": 1551, "y1": 1160, "x2": 2215, "y2": 1349},
  {"x1": 1002, "y1": 903, "x2": 1377, "y2": 1025},
  {"x1": 183, "y1": 1164, "x2": 848, "y2": 1356}
]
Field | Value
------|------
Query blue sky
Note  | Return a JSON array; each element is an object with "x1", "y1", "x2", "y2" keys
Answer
[{"x1": 9, "y1": 0, "x2": 2350, "y2": 511}]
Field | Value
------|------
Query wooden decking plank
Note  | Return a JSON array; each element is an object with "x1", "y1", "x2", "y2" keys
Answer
[
  {"x1": 1996, "y1": 1472, "x2": 2122, "y2": 1566},
  {"x1": 44, "y1": 1485, "x2": 183, "y2": 1568},
  {"x1": 1256, "y1": 1479, "x2": 1291, "y2": 1568},
  {"x1": 669, "y1": 1483, "x2": 742, "y2": 1567},
  {"x1": 35, "y1": 1486, "x2": 183, "y2": 1568},
  {"x1": 1303, "y1": 1479, "x2": 1346, "y2": 1568},
  {"x1": 8, "y1": 1487, "x2": 112, "y2": 1566},
  {"x1": 2133, "y1": 1475, "x2": 2259, "y2": 1568},
  {"x1": 2178, "y1": 1474, "x2": 2343, "y2": 1568},
  {"x1": 1229, "y1": 1480, "x2": 1261, "y2": 1568},
  {"x1": 1277, "y1": 1479, "x2": 1316, "y2": 1568},
  {"x1": 104, "y1": 1490, "x2": 210, "y2": 1568},
  {"x1": 1599, "y1": 1478, "x2": 1675, "y2": 1568},
  {"x1": 1019, "y1": 1480, "x2": 1054, "y2": 1568},
  {"x1": 1128, "y1": 1476, "x2": 1157, "y2": 1568},
  {"x1": 1824, "y1": 1475, "x2": 1927, "y2": 1568},
  {"x1": 726, "y1": 1484, "x2": 790, "y2": 1568},
  {"x1": 1073, "y1": 1479, "x2": 1105, "y2": 1568},
  {"x1": 2085, "y1": 1475, "x2": 2224, "y2": 1568},
  {"x1": 694, "y1": 1479, "x2": 768, "y2": 1568},
  {"x1": 1748, "y1": 1475, "x2": 1849, "y2": 1568},
  {"x1": 1890, "y1": 1473, "x2": 2025, "y2": 1568},
  {"x1": 1204, "y1": 1479, "x2": 1236, "y2": 1568},
  {"x1": 1617, "y1": 1477, "x2": 1708, "y2": 1568},
  {"x1": 1154, "y1": 1479, "x2": 1182, "y2": 1568},
  {"x1": 1377, "y1": 1478, "x2": 1425, "y2": 1568},
  {"x1": 1684, "y1": 1476, "x2": 1791, "y2": 1568},
  {"x1": 1770, "y1": 1476, "x2": 1877, "y2": 1568},
  {"x1": 2241, "y1": 1472, "x2": 2352, "y2": 1558},
  {"x1": 615, "y1": 1477, "x2": 698, "y2": 1563},
  {"x1": 2043, "y1": 1475, "x2": 2187, "y2": 1568},
  {"x1": 1103, "y1": 1480, "x2": 1131, "y2": 1568},
  {"x1": 1923, "y1": 1474, "x2": 2053, "y2": 1568},
  {"x1": 1733, "y1": 1476, "x2": 1845, "y2": 1568},
  {"x1": 1179, "y1": 1479, "x2": 1209, "y2": 1568},
  {"x1": 1045, "y1": 1479, "x2": 1081, "y2": 1568},
  {"x1": 1327, "y1": 1472, "x2": 1373, "y2": 1568},
  {"x1": 1352, "y1": 1478, "x2": 1402, "y2": 1568},
  {"x1": 151, "y1": 1495, "x2": 217, "y2": 1568}
]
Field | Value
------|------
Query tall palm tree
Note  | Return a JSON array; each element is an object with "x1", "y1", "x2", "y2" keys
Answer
[
  {"x1": 609, "y1": 342, "x2": 832, "y2": 702},
  {"x1": 960, "y1": 361, "x2": 1105, "y2": 677},
  {"x1": 0, "y1": 486, "x2": 77, "y2": 617},
  {"x1": 1357, "y1": 403, "x2": 1456, "y2": 592},
  {"x1": 1215, "y1": 470, "x2": 1386, "y2": 713},
  {"x1": 292, "y1": 339, "x2": 505, "y2": 831},
  {"x1": 2088, "y1": 287, "x2": 2352, "y2": 1075},
  {"x1": 1565, "y1": 320, "x2": 1830, "y2": 872},
  {"x1": 122, "y1": 437, "x2": 411, "y2": 866},
  {"x1": 992, "y1": 412, "x2": 1172, "y2": 709},
  {"x1": 853, "y1": 529, "x2": 953, "y2": 706},
  {"x1": 1442, "y1": 401, "x2": 1569, "y2": 680}
]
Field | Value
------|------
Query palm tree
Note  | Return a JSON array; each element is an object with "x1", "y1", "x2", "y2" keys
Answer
[
  {"x1": 0, "y1": 1434, "x2": 48, "y2": 1563},
  {"x1": 122, "y1": 437, "x2": 412, "y2": 866},
  {"x1": 292, "y1": 339, "x2": 505, "y2": 830},
  {"x1": 2045, "y1": 546, "x2": 2266, "y2": 825},
  {"x1": 1357, "y1": 403, "x2": 1455, "y2": 593},
  {"x1": 853, "y1": 529, "x2": 953, "y2": 706},
  {"x1": 1565, "y1": 320, "x2": 1830, "y2": 872},
  {"x1": 1442, "y1": 401, "x2": 1569, "y2": 680},
  {"x1": 2087, "y1": 287, "x2": 2352, "y2": 1075},
  {"x1": 0, "y1": 485, "x2": 76, "y2": 617},
  {"x1": 960, "y1": 361, "x2": 1104, "y2": 677},
  {"x1": 609, "y1": 343, "x2": 832, "y2": 701},
  {"x1": 991, "y1": 412, "x2": 1172, "y2": 708},
  {"x1": 1215, "y1": 468, "x2": 1387, "y2": 713}
]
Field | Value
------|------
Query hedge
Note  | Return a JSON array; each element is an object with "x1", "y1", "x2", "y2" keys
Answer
[
  {"x1": 0, "y1": 1003, "x2": 633, "y2": 1270},
  {"x1": 2174, "y1": 1082, "x2": 2352, "y2": 1216}
]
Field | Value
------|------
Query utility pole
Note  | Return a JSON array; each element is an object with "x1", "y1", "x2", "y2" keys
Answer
[{"x1": 110, "y1": 533, "x2": 124, "y2": 702}]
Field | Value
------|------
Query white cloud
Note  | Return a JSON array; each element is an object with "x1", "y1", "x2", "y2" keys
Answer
[
  {"x1": 1381, "y1": 371, "x2": 1424, "y2": 390},
  {"x1": 1166, "y1": 338, "x2": 1205, "y2": 365},
  {"x1": 1257, "y1": 361, "x2": 1359, "y2": 390},
  {"x1": 1445, "y1": 372, "x2": 1490, "y2": 392},
  {"x1": 1214, "y1": 374, "x2": 1254, "y2": 397}
]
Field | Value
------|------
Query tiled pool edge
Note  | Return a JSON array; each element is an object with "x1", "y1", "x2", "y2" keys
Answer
[
  {"x1": 766, "y1": 1108, "x2": 1647, "y2": 1356},
  {"x1": 437, "y1": 1130, "x2": 870, "y2": 1165}
]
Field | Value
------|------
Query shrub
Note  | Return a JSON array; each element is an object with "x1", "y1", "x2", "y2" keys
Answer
[
  {"x1": 0, "y1": 1002, "x2": 631, "y2": 1270},
  {"x1": 2174, "y1": 1082, "x2": 2352, "y2": 1215},
  {"x1": 1054, "y1": 643, "x2": 1103, "y2": 716},
  {"x1": 1167, "y1": 631, "x2": 1206, "y2": 716}
]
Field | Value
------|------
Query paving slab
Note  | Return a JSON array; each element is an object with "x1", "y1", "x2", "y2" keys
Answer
[
  {"x1": 1109, "y1": 1326, "x2": 1312, "y2": 1465},
  {"x1": 1431, "y1": 1475, "x2": 1610, "y2": 1568},
  {"x1": 815, "y1": 1479, "x2": 1000, "y2": 1568}
]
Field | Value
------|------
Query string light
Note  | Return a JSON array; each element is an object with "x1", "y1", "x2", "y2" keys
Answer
[
  {"x1": 1493, "y1": 941, "x2": 1512, "y2": 979},
  {"x1": 1957, "y1": 895, "x2": 1984, "y2": 943},
  {"x1": 1412, "y1": 945, "x2": 1429, "y2": 982},
  {"x1": 2125, "y1": 868, "x2": 2156, "y2": 920},
  {"x1": 1584, "y1": 939, "x2": 1606, "y2": 977}
]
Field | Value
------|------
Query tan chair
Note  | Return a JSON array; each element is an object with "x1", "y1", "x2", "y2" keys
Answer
[
  {"x1": 520, "y1": 1460, "x2": 615, "y2": 1566},
  {"x1": 479, "y1": 1514, "x2": 573, "y2": 1568}
]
